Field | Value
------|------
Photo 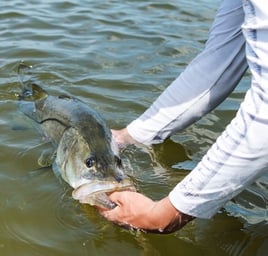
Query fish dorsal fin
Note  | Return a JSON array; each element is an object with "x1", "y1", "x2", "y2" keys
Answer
[{"x1": 17, "y1": 62, "x2": 48, "y2": 101}]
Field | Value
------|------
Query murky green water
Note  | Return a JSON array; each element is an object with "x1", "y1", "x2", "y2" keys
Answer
[{"x1": 0, "y1": 0, "x2": 267, "y2": 255}]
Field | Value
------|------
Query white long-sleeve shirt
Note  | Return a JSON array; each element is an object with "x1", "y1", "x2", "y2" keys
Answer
[{"x1": 128, "y1": 0, "x2": 268, "y2": 218}]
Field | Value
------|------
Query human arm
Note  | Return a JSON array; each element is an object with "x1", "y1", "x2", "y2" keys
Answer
[
  {"x1": 169, "y1": 0, "x2": 268, "y2": 218},
  {"x1": 99, "y1": 191, "x2": 194, "y2": 234},
  {"x1": 124, "y1": 0, "x2": 247, "y2": 145}
]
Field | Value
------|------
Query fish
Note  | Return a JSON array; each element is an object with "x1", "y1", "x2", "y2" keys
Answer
[{"x1": 17, "y1": 63, "x2": 135, "y2": 209}]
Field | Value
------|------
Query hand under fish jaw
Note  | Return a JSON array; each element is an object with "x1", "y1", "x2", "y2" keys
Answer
[
  {"x1": 74, "y1": 189, "x2": 137, "y2": 210},
  {"x1": 72, "y1": 180, "x2": 136, "y2": 209}
]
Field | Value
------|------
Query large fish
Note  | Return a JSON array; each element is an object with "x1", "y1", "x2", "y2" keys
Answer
[{"x1": 17, "y1": 63, "x2": 135, "y2": 209}]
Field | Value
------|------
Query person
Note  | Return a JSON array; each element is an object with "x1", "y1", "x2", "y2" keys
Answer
[{"x1": 99, "y1": 0, "x2": 268, "y2": 234}]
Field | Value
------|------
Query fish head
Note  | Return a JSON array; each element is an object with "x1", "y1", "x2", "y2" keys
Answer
[
  {"x1": 56, "y1": 127, "x2": 135, "y2": 208},
  {"x1": 56, "y1": 127, "x2": 127, "y2": 185}
]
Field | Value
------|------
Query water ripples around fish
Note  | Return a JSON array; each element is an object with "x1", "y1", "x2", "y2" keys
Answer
[{"x1": 0, "y1": 0, "x2": 267, "y2": 255}]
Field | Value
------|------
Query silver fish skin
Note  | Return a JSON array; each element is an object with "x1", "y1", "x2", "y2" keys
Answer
[{"x1": 19, "y1": 78, "x2": 135, "y2": 209}]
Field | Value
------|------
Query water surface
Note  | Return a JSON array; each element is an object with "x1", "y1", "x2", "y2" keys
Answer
[{"x1": 0, "y1": 0, "x2": 267, "y2": 255}]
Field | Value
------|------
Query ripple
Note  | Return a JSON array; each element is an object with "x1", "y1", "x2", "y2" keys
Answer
[
  {"x1": 1, "y1": 0, "x2": 265, "y2": 255},
  {"x1": 226, "y1": 177, "x2": 268, "y2": 225}
]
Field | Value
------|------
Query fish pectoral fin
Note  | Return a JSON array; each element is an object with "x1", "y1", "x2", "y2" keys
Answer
[{"x1": 38, "y1": 147, "x2": 56, "y2": 167}]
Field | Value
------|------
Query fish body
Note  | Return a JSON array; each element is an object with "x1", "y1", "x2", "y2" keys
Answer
[{"x1": 18, "y1": 65, "x2": 134, "y2": 209}]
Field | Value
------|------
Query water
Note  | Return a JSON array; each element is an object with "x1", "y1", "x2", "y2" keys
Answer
[{"x1": 0, "y1": 0, "x2": 267, "y2": 255}]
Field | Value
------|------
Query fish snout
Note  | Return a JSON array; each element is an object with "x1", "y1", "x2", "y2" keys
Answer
[
  {"x1": 100, "y1": 155, "x2": 126, "y2": 182},
  {"x1": 112, "y1": 155, "x2": 125, "y2": 182},
  {"x1": 93, "y1": 159, "x2": 124, "y2": 182},
  {"x1": 113, "y1": 167, "x2": 126, "y2": 182}
]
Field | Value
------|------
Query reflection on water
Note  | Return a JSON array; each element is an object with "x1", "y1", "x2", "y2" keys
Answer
[{"x1": 0, "y1": 0, "x2": 267, "y2": 255}]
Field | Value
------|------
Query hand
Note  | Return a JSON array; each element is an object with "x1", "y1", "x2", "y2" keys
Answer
[
  {"x1": 111, "y1": 128, "x2": 136, "y2": 147},
  {"x1": 98, "y1": 191, "x2": 194, "y2": 234}
]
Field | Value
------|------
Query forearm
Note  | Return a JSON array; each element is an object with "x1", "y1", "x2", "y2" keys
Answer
[
  {"x1": 127, "y1": 0, "x2": 247, "y2": 145},
  {"x1": 169, "y1": 97, "x2": 268, "y2": 218},
  {"x1": 138, "y1": 197, "x2": 194, "y2": 234},
  {"x1": 152, "y1": 197, "x2": 194, "y2": 234}
]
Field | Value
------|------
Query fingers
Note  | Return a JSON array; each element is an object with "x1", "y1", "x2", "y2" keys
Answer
[
  {"x1": 97, "y1": 191, "x2": 122, "y2": 218},
  {"x1": 98, "y1": 191, "x2": 135, "y2": 224},
  {"x1": 107, "y1": 190, "x2": 129, "y2": 205},
  {"x1": 98, "y1": 202, "x2": 127, "y2": 227}
]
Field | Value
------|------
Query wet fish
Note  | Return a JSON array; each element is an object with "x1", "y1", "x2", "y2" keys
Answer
[{"x1": 17, "y1": 63, "x2": 135, "y2": 209}]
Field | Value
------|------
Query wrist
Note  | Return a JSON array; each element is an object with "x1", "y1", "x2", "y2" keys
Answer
[{"x1": 149, "y1": 197, "x2": 194, "y2": 234}]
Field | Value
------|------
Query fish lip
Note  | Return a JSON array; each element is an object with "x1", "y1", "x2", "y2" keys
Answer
[{"x1": 72, "y1": 179, "x2": 135, "y2": 203}]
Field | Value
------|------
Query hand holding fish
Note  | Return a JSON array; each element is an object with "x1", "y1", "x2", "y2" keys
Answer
[
  {"x1": 99, "y1": 191, "x2": 194, "y2": 234},
  {"x1": 111, "y1": 128, "x2": 136, "y2": 148}
]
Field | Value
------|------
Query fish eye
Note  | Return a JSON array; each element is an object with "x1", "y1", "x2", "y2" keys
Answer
[{"x1": 85, "y1": 156, "x2": 96, "y2": 168}]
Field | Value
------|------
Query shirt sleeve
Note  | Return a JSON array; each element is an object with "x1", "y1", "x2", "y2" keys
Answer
[
  {"x1": 169, "y1": 0, "x2": 268, "y2": 218},
  {"x1": 127, "y1": 0, "x2": 247, "y2": 145}
]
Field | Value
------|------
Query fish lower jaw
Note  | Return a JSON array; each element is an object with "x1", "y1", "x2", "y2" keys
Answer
[
  {"x1": 72, "y1": 181, "x2": 135, "y2": 209},
  {"x1": 78, "y1": 186, "x2": 135, "y2": 209}
]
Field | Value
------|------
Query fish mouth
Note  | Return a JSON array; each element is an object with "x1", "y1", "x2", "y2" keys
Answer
[{"x1": 72, "y1": 178, "x2": 135, "y2": 209}]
